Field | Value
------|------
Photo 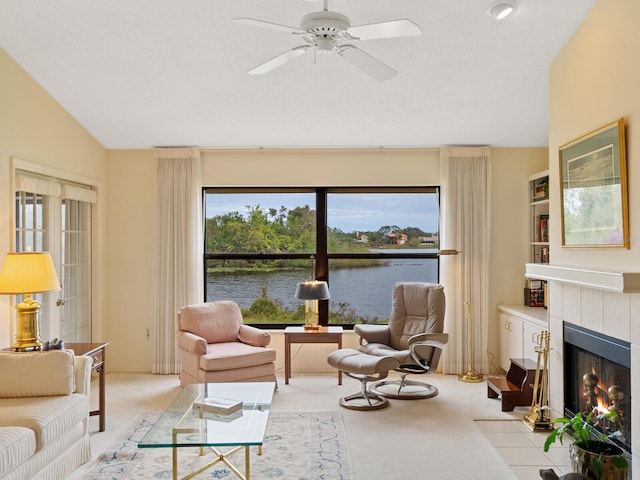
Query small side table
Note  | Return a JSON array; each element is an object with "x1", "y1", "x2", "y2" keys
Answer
[
  {"x1": 67, "y1": 342, "x2": 109, "y2": 432},
  {"x1": 284, "y1": 326, "x2": 343, "y2": 385}
]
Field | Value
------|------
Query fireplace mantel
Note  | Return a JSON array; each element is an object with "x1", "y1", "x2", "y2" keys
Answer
[{"x1": 525, "y1": 263, "x2": 640, "y2": 293}]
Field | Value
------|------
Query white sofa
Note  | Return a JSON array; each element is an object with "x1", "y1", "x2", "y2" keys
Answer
[{"x1": 0, "y1": 350, "x2": 92, "y2": 480}]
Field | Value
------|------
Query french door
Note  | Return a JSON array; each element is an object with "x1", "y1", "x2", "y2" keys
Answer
[{"x1": 14, "y1": 172, "x2": 94, "y2": 342}]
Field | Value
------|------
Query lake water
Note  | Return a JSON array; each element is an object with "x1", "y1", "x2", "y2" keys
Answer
[{"x1": 207, "y1": 250, "x2": 439, "y2": 321}]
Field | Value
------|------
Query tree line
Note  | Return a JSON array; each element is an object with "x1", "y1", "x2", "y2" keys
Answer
[{"x1": 205, "y1": 204, "x2": 436, "y2": 254}]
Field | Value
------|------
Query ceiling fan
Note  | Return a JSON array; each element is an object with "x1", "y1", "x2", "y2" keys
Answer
[{"x1": 233, "y1": 0, "x2": 422, "y2": 81}]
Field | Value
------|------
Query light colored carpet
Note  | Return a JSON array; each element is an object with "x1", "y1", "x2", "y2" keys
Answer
[
  {"x1": 70, "y1": 373, "x2": 526, "y2": 479},
  {"x1": 82, "y1": 410, "x2": 353, "y2": 479}
]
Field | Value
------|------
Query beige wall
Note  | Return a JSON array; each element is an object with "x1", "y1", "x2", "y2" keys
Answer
[
  {"x1": 488, "y1": 148, "x2": 548, "y2": 366},
  {"x1": 201, "y1": 148, "x2": 441, "y2": 186},
  {"x1": 0, "y1": 48, "x2": 107, "y2": 348},
  {"x1": 104, "y1": 149, "x2": 156, "y2": 370},
  {"x1": 548, "y1": 0, "x2": 640, "y2": 472},
  {"x1": 549, "y1": 0, "x2": 640, "y2": 269},
  {"x1": 106, "y1": 147, "x2": 546, "y2": 372},
  {"x1": 0, "y1": 46, "x2": 547, "y2": 374}
]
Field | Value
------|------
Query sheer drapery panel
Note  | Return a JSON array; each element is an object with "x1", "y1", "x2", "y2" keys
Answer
[
  {"x1": 151, "y1": 148, "x2": 203, "y2": 374},
  {"x1": 439, "y1": 147, "x2": 491, "y2": 376}
]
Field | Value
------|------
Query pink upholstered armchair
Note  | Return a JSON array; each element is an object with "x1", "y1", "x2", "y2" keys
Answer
[{"x1": 177, "y1": 301, "x2": 277, "y2": 387}]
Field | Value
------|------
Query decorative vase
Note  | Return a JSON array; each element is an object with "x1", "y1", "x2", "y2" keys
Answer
[{"x1": 569, "y1": 441, "x2": 629, "y2": 480}]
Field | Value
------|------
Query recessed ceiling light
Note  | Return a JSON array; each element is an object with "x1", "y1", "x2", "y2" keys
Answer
[{"x1": 487, "y1": 1, "x2": 517, "y2": 20}]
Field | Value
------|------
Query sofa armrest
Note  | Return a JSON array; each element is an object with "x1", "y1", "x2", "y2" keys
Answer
[
  {"x1": 178, "y1": 331, "x2": 207, "y2": 355},
  {"x1": 354, "y1": 324, "x2": 390, "y2": 345},
  {"x1": 238, "y1": 325, "x2": 271, "y2": 347},
  {"x1": 74, "y1": 355, "x2": 93, "y2": 395}
]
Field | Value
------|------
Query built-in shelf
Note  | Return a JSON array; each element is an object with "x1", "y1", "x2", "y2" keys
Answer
[{"x1": 525, "y1": 263, "x2": 640, "y2": 293}]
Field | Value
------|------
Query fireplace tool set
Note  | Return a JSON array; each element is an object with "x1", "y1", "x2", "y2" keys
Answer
[{"x1": 523, "y1": 330, "x2": 553, "y2": 431}]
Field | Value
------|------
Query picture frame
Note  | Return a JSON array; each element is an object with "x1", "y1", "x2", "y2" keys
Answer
[{"x1": 559, "y1": 118, "x2": 629, "y2": 248}]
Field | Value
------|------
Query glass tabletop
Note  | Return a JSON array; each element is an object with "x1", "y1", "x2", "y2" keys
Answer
[{"x1": 138, "y1": 382, "x2": 276, "y2": 449}]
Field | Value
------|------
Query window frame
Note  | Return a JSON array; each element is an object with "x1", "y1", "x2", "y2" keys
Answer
[{"x1": 203, "y1": 186, "x2": 440, "y2": 329}]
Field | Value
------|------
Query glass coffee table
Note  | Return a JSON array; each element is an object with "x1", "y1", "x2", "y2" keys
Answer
[{"x1": 138, "y1": 382, "x2": 276, "y2": 480}]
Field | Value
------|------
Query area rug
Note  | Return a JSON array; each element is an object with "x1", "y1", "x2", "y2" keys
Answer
[{"x1": 83, "y1": 411, "x2": 353, "y2": 479}]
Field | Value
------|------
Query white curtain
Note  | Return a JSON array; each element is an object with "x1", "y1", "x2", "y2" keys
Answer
[
  {"x1": 151, "y1": 148, "x2": 203, "y2": 374},
  {"x1": 440, "y1": 147, "x2": 491, "y2": 376}
]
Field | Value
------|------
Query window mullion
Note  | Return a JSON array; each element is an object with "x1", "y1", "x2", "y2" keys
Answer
[{"x1": 316, "y1": 188, "x2": 328, "y2": 324}]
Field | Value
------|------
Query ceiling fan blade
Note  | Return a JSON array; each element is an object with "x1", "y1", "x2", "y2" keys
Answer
[
  {"x1": 233, "y1": 18, "x2": 305, "y2": 35},
  {"x1": 339, "y1": 46, "x2": 397, "y2": 81},
  {"x1": 347, "y1": 19, "x2": 422, "y2": 40},
  {"x1": 248, "y1": 46, "x2": 310, "y2": 75}
]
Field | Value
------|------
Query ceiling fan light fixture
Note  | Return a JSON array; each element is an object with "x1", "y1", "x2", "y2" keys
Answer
[{"x1": 487, "y1": 1, "x2": 517, "y2": 20}]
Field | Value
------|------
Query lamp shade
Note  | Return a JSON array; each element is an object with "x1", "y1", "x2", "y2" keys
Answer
[
  {"x1": 0, "y1": 252, "x2": 61, "y2": 294},
  {"x1": 294, "y1": 280, "x2": 330, "y2": 301}
]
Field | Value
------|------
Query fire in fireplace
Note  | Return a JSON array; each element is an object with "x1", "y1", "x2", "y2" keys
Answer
[{"x1": 563, "y1": 323, "x2": 631, "y2": 454}]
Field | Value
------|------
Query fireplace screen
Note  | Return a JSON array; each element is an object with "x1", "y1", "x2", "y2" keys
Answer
[{"x1": 564, "y1": 323, "x2": 631, "y2": 454}]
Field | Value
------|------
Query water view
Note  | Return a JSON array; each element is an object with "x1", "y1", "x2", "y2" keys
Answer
[
  {"x1": 207, "y1": 251, "x2": 439, "y2": 322},
  {"x1": 204, "y1": 190, "x2": 440, "y2": 323}
]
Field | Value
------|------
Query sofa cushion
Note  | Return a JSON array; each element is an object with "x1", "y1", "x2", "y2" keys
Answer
[
  {"x1": 199, "y1": 342, "x2": 276, "y2": 371},
  {"x1": 0, "y1": 393, "x2": 88, "y2": 451},
  {"x1": 0, "y1": 350, "x2": 75, "y2": 398},
  {"x1": 179, "y1": 301, "x2": 242, "y2": 344},
  {"x1": 0, "y1": 427, "x2": 36, "y2": 477}
]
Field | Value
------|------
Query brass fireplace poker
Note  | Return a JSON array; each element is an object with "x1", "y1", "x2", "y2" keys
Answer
[{"x1": 523, "y1": 330, "x2": 553, "y2": 431}]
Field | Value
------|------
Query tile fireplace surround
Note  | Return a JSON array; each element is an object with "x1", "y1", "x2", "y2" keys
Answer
[{"x1": 525, "y1": 264, "x2": 640, "y2": 476}]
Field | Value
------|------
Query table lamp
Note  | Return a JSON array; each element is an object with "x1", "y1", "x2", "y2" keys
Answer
[
  {"x1": 0, "y1": 251, "x2": 61, "y2": 351},
  {"x1": 295, "y1": 280, "x2": 330, "y2": 330}
]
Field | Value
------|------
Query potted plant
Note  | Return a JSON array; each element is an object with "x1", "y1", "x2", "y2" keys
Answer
[{"x1": 544, "y1": 410, "x2": 629, "y2": 480}]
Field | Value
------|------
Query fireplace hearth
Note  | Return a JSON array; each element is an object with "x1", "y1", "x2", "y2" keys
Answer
[{"x1": 563, "y1": 323, "x2": 631, "y2": 455}]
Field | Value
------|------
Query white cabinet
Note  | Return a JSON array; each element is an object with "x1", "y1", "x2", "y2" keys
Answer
[
  {"x1": 499, "y1": 311, "x2": 523, "y2": 371},
  {"x1": 497, "y1": 305, "x2": 548, "y2": 372}
]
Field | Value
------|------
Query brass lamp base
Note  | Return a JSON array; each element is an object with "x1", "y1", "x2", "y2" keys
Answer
[
  {"x1": 458, "y1": 370, "x2": 484, "y2": 383},
  {"x1": 12, "y1": 295, "x2": 44, "y2": 352},
  {"x1": 304, "y1": 324, "x2": 321, "y2": 331}
]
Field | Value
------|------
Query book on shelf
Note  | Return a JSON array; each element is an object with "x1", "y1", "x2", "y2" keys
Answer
[
  {"x1": 532, "y1": 177, "x2": 549, "y2": 201},
  {"x1": 540, "y1": 246, "x2": 549, "y2": 263},
  {"x1": 539, "y1": 215, "x2": 549, "y2": 243},
  {"x1": 193, "y1": 396, "x2": 243, "y2": 415}
]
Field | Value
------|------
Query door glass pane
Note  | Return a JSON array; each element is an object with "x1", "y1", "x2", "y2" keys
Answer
[
  {"x1": 14, "y1": 191, "x2": 53, "y2": 340},
  {"x1": 60, "y1": 199, "x2": 91, "y2": 341}
]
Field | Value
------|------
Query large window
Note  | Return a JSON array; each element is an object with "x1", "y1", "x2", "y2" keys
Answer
[{"x1": 204, "y1": 187, "x2": 439, "y2": 327}]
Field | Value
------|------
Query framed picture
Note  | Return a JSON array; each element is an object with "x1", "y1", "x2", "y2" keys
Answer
[{"x1": 559, "y1": 118, "x2": 628, "y2": 248}]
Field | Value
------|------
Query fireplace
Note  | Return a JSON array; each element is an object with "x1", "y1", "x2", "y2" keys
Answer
[{"x1": 563, "y1": 322, "x2": 631, "y2": 455}]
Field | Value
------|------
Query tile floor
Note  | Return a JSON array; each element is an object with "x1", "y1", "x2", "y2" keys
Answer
[{"x1": 476, "y1": 417, "x2": 572, "y2": 480}]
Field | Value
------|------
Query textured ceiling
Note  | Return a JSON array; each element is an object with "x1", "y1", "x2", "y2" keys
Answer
[{"x1": 0, "y1": 0, "x2": 596, "y2": 149}]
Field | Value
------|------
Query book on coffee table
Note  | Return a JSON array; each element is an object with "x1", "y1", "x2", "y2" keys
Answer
[
  {"x1": 197, "y1": 408, "x2": 244, "y2": 423},
  {"x1": 193, "y1": 396, "x2": 243, "y2": 415}
]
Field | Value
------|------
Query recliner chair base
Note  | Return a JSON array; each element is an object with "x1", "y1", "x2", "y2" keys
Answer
[
  {"x1": 327, "y1": 348, "x2": 401, "y2": 411},
  {"x1": 371, "y1": 379, "x2": 439, "y2": 400},
  {"x1": 370, "y1": 368, "x2": 439, "y2": 400},
  {"x1": 340, "y1": 372, "x2": 390, "y2": 410}
]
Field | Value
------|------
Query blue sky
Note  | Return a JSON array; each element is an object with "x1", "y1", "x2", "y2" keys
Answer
[{"x1": 205, "y1": 192, "x2": 439, "y2": 233}]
